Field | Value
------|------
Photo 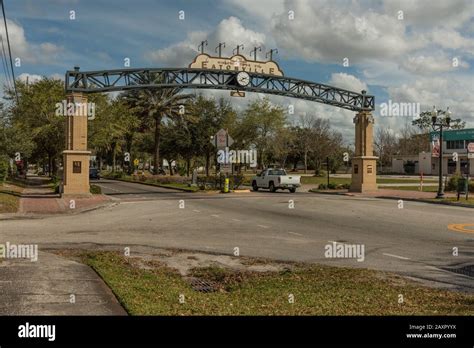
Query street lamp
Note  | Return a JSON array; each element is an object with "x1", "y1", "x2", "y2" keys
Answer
[{"x1": 431, "y1": 106, "x2": 452, "y2": 199}]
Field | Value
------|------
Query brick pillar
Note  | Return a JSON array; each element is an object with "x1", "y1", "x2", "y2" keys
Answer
[
  {"x1": 349, "y1": 111, "x2": 378, "y2": 192},
  {"x1": 63, "y1": 93, "x2": 91, "y2": 195}
]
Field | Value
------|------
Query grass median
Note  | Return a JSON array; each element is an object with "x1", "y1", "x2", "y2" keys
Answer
[
  {"x1": 75, "y1": 251, "x2": 473, "y2": 316},
  {"x1": 0, "y1": 181, "x2": 23, "y2": 213}
]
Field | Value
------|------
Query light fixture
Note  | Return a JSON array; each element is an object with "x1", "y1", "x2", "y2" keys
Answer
[
  {"x1": 431, "y1": 105, "x2": 438, "y2": 125},
  {"x1": 445, "y1": 107, "x2": 451, "y2": 126}
]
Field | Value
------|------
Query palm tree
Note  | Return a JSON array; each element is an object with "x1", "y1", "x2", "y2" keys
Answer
[{"x1": 124, "y1": 74, "x2": 193, "y2": 174}]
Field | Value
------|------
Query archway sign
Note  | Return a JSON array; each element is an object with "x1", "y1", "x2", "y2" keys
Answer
[{"x1": 63, "y1": 50, "x2": 376, "y2": 195}]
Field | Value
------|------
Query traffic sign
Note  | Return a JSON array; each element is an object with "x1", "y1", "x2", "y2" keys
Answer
[
  {"x1": 211, "y1": 129, "x2": 234, "y2": 149},
  {"x1": 133, "y1": 159, "x2": 139, "y2": 166}
]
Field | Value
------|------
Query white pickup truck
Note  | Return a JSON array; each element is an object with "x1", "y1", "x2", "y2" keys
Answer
[{"x1": 251, "y1": 169, "x2": 301, "y2": 193}]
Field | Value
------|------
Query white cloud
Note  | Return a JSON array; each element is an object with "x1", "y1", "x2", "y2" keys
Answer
[
  {"x1": 386, "y1": 76, "x2": 474, "y2": 125},
  {"x1": 18, "y1": 73, "x2": 43, "y2": 83},
  {"x1": 400, "y1": 54, "x2": 469, "y2": 75},
  {"x1": 271, "y1": 1, "x2": 425, "y2": 64},
  {"x1": 145, "y1": 17, "x2": 268, "y2": 66},
  {"x1": 430, "y1": 27, "x2": 474, "y2": 52},
  {"x1": 0, "y1": 20, "x2": 63, "y2": 64},
  {"x1": 17, "y1": 73, "x2": 64, "y2": 83},
  {"x1": 329, "y1": 73, "x2": 368, "y2": 93},
  {"x1": 383, "y1": 0, "x2": 474, "y2": 29}
]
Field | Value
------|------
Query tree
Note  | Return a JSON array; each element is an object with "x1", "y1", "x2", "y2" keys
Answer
[
  {"x1": 237, "y1": 98, "x2": 286, "y2": 169},
  {"x1": 188, "y1": 95, "x2": 221, "y2": 176},
  {"x1": 5, "y1": 78, "x2": 65, "y2": 176},
  {"x1": 374, "y1": 128, "x2": 398, "y2": 172},
  {"x1": 89, "y1": 96, "x2": 139, "y2": 172},
  {"x1": 270, "y1": 127, "x2": 295, "y2": 168},
  {"x1": 124, "y1": 75, "x2": 193, "y2": 174}
]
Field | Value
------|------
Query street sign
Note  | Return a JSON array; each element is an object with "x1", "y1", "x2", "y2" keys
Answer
[
  {"x1": 468, "y1": 143, "x2": 474, "y2": 159},
  {"x1": 431, "y1": 139, "x2": 440, "y2": 158},
  {"x1": 211, "y1": 129, "x2": 234, "y2": 149},
  {"x1": 221, "y1": 163, "x2": 232, "y2": 174}
]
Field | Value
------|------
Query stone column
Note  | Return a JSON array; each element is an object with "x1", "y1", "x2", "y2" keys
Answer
[
  {"x1": 62, "y1": 93, "x2": 91, "y2": 195},
  {"x1": 349, "y1": 111, "x2": 378, "y2": 192}
]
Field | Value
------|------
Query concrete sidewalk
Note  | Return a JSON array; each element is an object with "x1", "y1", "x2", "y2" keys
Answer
[
  {"x1": 16, "y1": 175, "x2": 111, "y2": 216},
  {"x1": 0, "y1": 251, "x2": 127, "y2": 315}
]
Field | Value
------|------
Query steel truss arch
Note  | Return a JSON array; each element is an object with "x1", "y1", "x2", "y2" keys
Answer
[{"x1": 65, "y1": 68, "x2": 374, "y2": 112}]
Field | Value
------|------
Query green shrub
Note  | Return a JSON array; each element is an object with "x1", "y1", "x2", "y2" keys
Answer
[
  {"x1": 90, "y1": 184, "x2": 102, "y2": 194},
  {"x1": 318, "y1": 183, "x2": 327, "y2": 190},
  {"x1": 446, "y1": 174, "x2": 463, "y2": 192},
  {"x1": 0, "y1": 155, "x2": 9, "y2": 183},
  {"x1": 328, "y1": 183, "x2": 337, "y2": 189}
]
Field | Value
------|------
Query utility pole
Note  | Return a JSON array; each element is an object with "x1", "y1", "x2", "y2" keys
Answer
[{"x1": 0, "y1": 0, "x2": 17, "y2": 103}]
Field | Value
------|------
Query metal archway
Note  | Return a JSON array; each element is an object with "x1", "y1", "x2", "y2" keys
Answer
[
  {"x1": 62, "y1": 66, "x2": 377, "y2": 195},
  {"x1": 65, "y1": 67, "x2": 375, "y2": 112}
]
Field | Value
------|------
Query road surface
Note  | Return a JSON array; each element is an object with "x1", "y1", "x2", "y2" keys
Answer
[{"x1": 2, "y1": 179, "x2": 473, "y2": 291}]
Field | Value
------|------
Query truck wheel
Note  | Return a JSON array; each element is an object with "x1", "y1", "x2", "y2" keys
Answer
[
  {"x1": 289, "y1": 188, "x2": 296, "y2": 193},
  {"x1": 252, "y1": 181, "x2": 259, "y2": 191},
  {"x1": 269, "y1": 182, "x2": 276, "y2": 192}
]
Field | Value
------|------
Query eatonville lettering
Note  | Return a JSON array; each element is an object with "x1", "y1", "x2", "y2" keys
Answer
[{"x1": 190, "y1": 54, "x2": 283, "y2": 76}]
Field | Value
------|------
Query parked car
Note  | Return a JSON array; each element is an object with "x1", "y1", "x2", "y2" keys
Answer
[
  {"x1": 89, "y1": 168, "x2": 101, "y2": 180},
  {"x1": 251, "y1": 169, "x2": 301, "y2": 193}
]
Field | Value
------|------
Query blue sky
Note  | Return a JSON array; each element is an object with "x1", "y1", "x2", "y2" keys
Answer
[{"x1": 2, "y1": 0, "x2": 474, "y2": 141}]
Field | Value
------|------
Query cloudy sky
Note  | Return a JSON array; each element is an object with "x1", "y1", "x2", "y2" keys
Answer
[{"x1": 2, "y1": 0, "x2": 474, "y2": 142}]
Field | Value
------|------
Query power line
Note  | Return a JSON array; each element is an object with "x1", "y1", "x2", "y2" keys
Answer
[
  {"x1": 0, "y1": 0, "x2": 18, "y2": 103},
  {"x1": 0, "y1": 34, "x2": 12, "y2": 91}
]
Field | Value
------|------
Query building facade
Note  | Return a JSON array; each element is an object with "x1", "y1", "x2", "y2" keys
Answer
[{"x1": 391, "y1": 128, "x2": 474, "y2": 176}]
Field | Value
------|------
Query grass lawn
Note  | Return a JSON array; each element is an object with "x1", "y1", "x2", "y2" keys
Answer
[
  {"x1": 77, "y1": 251, "x2": 473, "y2": 316},
  {"x1": 0, "y1": 182, "x2": 23, "y2": 213},
  {"x1": 379, "y1": 186, "x2": 439, "y2": 192},
  {"x1": 300, "y1": 176, "x2": 436, "y2": 186}
]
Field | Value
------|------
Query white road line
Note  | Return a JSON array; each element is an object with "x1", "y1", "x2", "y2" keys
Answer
[
  {"x1": 193, "y1": 209, "x2": 201, "y2": 213},
  {"x1": 211, "y1": 214, "x2": 220, "y2": 218},
  {"x1": 232, "y1": 218, "x2": 242, "y2": 222},
  {"x1": 257, "y1": 224, "x2": 270, "y2": 229},
  {"x1": 288, "y1": 232, "x2": 303, "y2": 236},
  {"x1": 382, "y1": 253, "x2": 411, "y2": 260}
]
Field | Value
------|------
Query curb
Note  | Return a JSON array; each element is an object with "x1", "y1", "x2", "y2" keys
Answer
[
  {"x1": 0, "y1": 199, "x2": 118, "y2": 220},
  {"x1": 105, "y1": 177, "x2": 197, "y2": 193},
  {"x1": 309, "y1": 190, "x2": 473, "y2": 208}
]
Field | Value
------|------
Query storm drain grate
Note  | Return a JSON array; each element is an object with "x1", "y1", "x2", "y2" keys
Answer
[
  {"x1": 443, "y1": 265, "x2": 474, "y2": 278},
  {"x1": 186, "y1": 277, "x2": 219, "y2": 293}
]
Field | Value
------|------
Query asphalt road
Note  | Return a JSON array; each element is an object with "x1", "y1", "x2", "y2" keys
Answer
[{"x1": 2, "y1": 179, "x2": 473, "y2": 291}]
